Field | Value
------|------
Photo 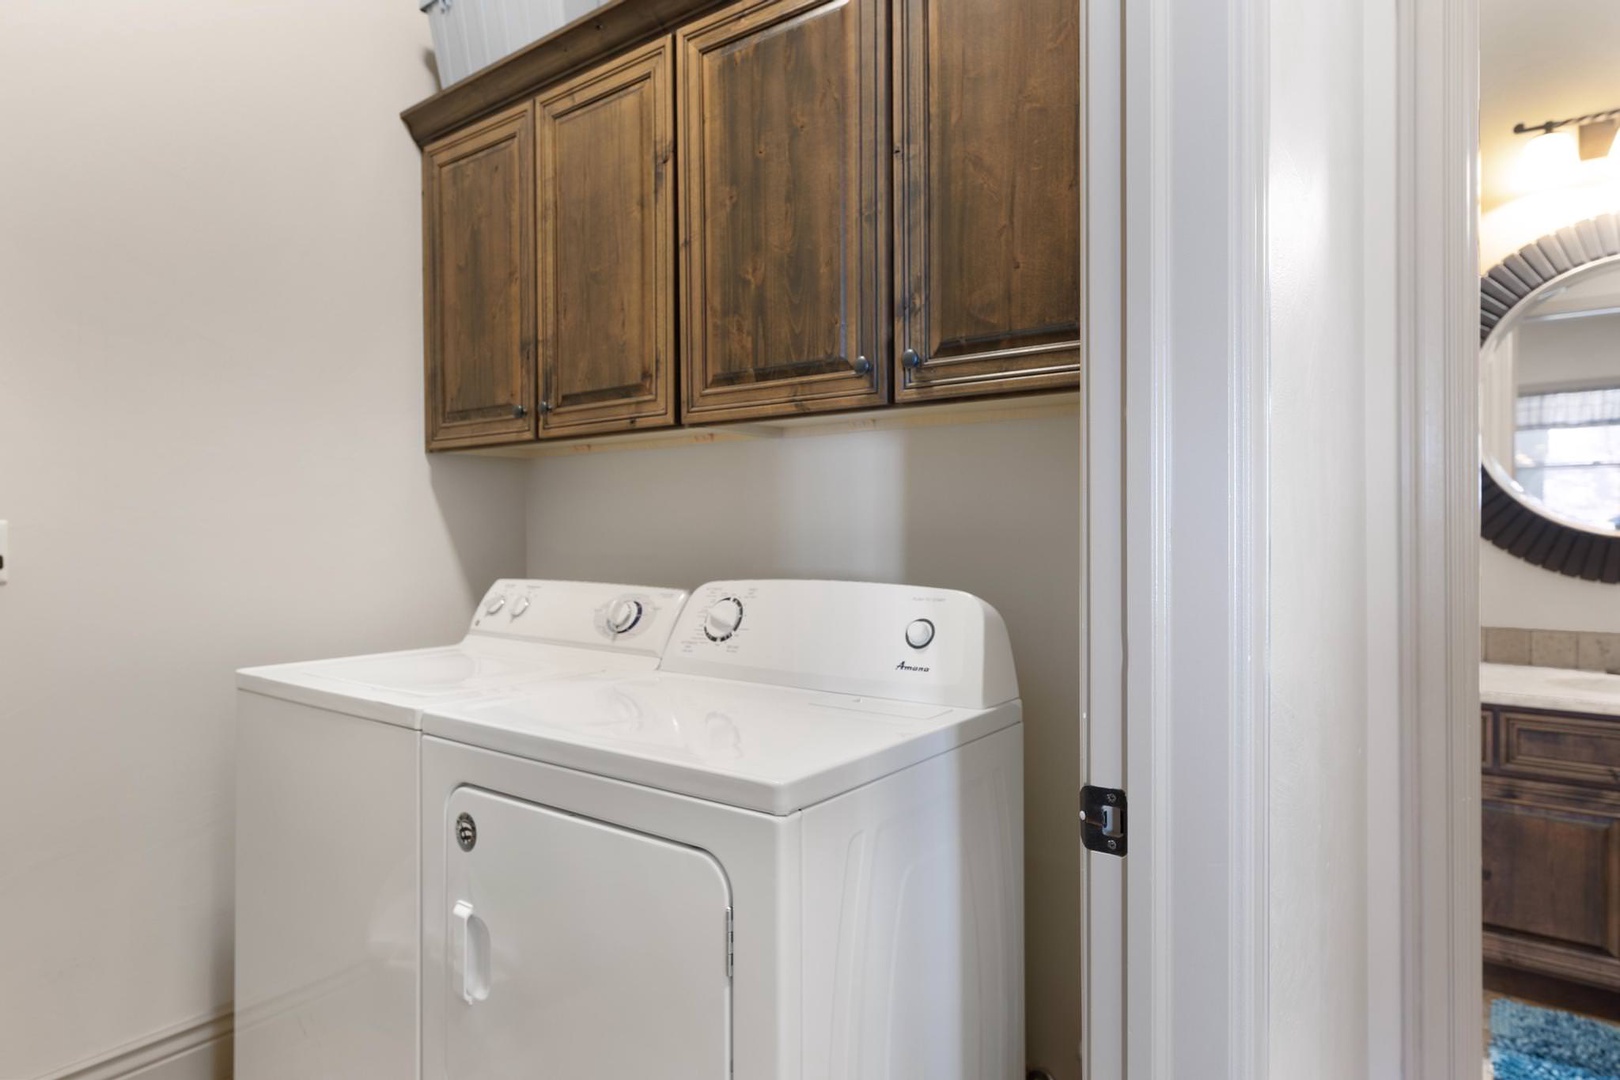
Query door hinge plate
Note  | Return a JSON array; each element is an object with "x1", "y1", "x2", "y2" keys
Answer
[
  {"x1": 725, "y1": 907, "x2": 734, "y2": 979},
  {"x1": 1080, "y1": 785, "x2": 1127, "y2": 856}
]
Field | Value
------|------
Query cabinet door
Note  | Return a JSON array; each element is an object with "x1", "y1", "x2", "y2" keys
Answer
[
  {"x1": 423, "y1": 103, "x2": 537, "y2": 449},
  {"x1": 677, "y1": 0, "x2": 886, "y2": 423},
  {"x1": 537, "y1": 39, "x2": 676, "y2": 438},
  {"x1": 1483, "y1": 801, "x2": 1620, "y2": 952},
  {"x1": 893, "y1": 0, "x2": 1081, "y2": 401}
]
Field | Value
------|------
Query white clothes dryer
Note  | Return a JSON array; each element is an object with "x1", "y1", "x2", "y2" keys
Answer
[
  {"x1": 419, "y1": 579, "x2": 1024, "y2": 1080},
  {"x1": 233, "y1": 579, "x2": 687, "y2": 1080}
]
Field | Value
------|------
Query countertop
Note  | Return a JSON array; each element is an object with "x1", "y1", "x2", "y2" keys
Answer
[{"x1": 1481, "y1": 662, "x2": 1620, "y2": 718}]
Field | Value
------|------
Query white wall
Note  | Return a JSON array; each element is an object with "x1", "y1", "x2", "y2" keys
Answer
[
  {"x1": 1480, "y1": 542, "x2": 1620, "y2": 632},
  {"x1": 523, "y1": 415, "x2": 1083, "y2": 1079},
  {"x1": 1514, "y1": 311, "x2": 1620, "y2": 392},
  {"x1": 0, "y1": 5, "x2": 527, "y2": 1077}
]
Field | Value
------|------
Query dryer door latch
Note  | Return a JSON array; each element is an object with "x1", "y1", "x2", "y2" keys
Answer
[{"x1": 1079, "y1": 786, "x2": 1127, "y2": 857}]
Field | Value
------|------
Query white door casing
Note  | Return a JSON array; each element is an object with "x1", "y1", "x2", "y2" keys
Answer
[{"x1": 1094, "y1": 0, "x2": 1480, "y2": 1077}]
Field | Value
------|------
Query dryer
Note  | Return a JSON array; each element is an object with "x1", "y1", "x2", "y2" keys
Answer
[
  {"x1": 234, "y1": 579, "x2": 687, "y2": 1080},
  {"x1": 419, "y1": 580, "x2": 1024, "y2": 1080}
]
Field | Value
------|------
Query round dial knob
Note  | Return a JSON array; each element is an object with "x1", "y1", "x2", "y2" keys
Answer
[
  {"x1": 605, "y1": 598, "x2": 643, "y2": 635},
  {"x1": 510, "y1": 595, "x2": 532, "y2": 619},
  {"x1": 704, "y1": 597, "x2": 744, "y2": 641},
  {"x1": 484, "y1": 595, "x2": 507, "y2": 615},
  {"x1": 905, "y1": 618, "x2": 935, "y2": 649}
]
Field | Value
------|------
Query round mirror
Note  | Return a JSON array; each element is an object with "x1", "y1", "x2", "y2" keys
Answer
[{"x1": 1481, "y1": 214, "x2": 1620, "y2": 581}]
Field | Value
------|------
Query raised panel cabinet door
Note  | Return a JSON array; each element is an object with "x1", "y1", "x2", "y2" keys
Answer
[
  {"x1": 1482, "y1": 799, "x2": 1620, "y2": 957},
  {"x1": 537, "y1": 38, "x2": 676, "y2": 438},
  {"x1": 424, "y1": 103, "x2": 537, "y2": 449},
  {"x1": 893, "y1": 0, "x2": 1081, "y2": 401},
  {"x1": 677, "y1": 0, "x2": 886, "y2": 423}
]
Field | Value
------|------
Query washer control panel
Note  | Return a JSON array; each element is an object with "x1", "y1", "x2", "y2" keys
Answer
[
  {"x1": 661, "y1": 580, "x2": 1018, "y2": 709},
  {"x1": 469, "y1": 580, "x2": 688, "y2": 658}
]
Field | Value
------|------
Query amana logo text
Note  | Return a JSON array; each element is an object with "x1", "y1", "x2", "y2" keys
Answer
[{"x1": 895, "y1": 661, "x2": 931, "y2": 673}]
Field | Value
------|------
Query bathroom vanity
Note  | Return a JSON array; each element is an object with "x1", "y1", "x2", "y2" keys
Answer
[{"x1": 1482, "y1": 663, "x2": 1620, "y2": 992}]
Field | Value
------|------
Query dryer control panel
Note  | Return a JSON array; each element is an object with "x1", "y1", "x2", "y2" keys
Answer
[
  {"x1": 469, "y1": 580, "x2": 688, "y2": 658},
  {"x1": 660, "y1": 580, "x2": 1018, "y2": 708}
]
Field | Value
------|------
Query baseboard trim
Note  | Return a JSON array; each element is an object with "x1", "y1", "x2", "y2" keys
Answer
[{"x1": 34, "y1": 1008, "x2": 232, "y2": 1080}]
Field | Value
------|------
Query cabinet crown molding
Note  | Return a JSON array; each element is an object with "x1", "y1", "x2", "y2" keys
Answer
[{"x1": 402, "y1": 0, "x2": 732, "y2": 146}]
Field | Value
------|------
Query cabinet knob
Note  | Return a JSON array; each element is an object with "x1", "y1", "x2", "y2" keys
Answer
[
  {"x1": 902, "y1": 348, "x2": 923, "y2": 369},
  {"x1": 538, "y1": 400, "x2": 553, "y2": 414},
  {"x1": 512, "y1": 404, "x2": 528, "y2": 418},
  {"x1": 852, "y1": 355, "x2": 872, "y2": 376}
]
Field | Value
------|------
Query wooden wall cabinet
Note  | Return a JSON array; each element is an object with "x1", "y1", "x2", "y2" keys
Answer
[
  {"x1": 1482, "y1": 704, "x2": 1620, "y2": 991},
  {"x1": 892, "y1": 0, "x2": 1082, "y2": 401},
  {"x1": 675, "y1": 0, "x2": 887, "y2": 423},
  {"x1": 410, "y1": 0, "x2": 1082, "y2": 449},
  {"x1": 423, "y1": 103, "x2": 538, "y2": 449},
  {"x1": 536, "y1": 38, "x2": 676, "y2": 438}
]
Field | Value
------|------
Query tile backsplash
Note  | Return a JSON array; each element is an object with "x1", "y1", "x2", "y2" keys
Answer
[{"x1": 1482, "y1": 627, "x2": 1620, "y2": 674}]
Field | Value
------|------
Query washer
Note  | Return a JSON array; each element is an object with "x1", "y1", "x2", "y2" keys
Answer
[
  {"x1": 234, "y1": 579, "x2": 687, "y2": 1080},
  {"x1": 420, "y1": 580, "x2": 1024, "y2": 1080}
]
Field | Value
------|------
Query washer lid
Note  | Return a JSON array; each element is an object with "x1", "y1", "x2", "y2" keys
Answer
[
  {"x1": 235, "y1": 580, "x2": 689, "y2": 729},
  {"x1": 422, "y1": 673, "x2": 1021, "y2": 814},
  {"x1": 237, "y1": 640, "x2": 661, "y2": 730}
]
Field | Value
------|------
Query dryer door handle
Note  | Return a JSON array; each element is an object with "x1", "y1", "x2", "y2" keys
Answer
[{"x1": 451, "y1": 900, "x2": 491, "y2": 1005}]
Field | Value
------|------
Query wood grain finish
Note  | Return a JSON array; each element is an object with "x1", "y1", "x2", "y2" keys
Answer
[
  {"x1": 1483, "y1": 800, "x2": 1619, "y2": 952},
  {"x1": 893, "y1": 0, "x2": 1081, "y2": 401},
  {"x1": 536, "y1": 38, "x2": 676, "y2": 437},
  {"x1": 677, "y1": 0, "x2": 886, "y2": 423},
  {"x1": 424, "y1": 103, "x2": 537, "y2": 449},
  {"x1": 1483, "y1": 704, "x2": 1620, "y2": 991},
  {"x1": 1499, "y1": 710, "x2": 1620, "y2": 787}
]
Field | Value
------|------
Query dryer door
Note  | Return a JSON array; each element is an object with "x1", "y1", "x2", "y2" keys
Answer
[{"x1": 431, "y1": 787, "x2": 732, "y2": 1079}]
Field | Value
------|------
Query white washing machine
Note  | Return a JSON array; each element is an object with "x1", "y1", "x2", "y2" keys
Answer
[
  {"x1": 234, "y1": 579, "x2": 687, "y2": 1080},
  {"x1": 419, "y1": 579, "x2": 1025, "y2": 1080}
]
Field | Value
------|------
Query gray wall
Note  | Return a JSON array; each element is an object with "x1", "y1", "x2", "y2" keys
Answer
[{"x1": 0, "y1": 5, "x2": 526, "y2": 1075}]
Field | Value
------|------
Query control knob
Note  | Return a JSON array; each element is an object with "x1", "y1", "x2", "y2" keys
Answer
[
  {"x1": 704, "y1": 597, "x2": 744, "y2": 642},
  {"x1": 905, "y1": 618, "x2": 935, "y2": 649},
  {"x1": 605, "y1": 598, "x2": 643, "y2": 635}
]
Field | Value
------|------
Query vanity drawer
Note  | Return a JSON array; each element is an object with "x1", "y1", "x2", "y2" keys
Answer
[{"x1": 1499, "y1": 710, "x2": 1620, "y2": 787}]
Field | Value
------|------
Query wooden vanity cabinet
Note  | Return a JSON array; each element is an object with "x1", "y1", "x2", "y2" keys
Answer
[
  {"x1": 535, "y1": 39, "x2": 676, "y2": 438},
  {"x1": 1482, "y1": 703, "x2": 1620, "y2": 991},
  {"x1": 892, "y1": 0, "x2": 1082, "y2": 402},
  {"x1": 423, "y1": 102, "x2": 538, "y2": 449},
  {"x1": 675, "y1": 0, "x2": 887, "y2": 424}
]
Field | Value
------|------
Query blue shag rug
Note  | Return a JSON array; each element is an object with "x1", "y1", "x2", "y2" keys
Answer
[{"x1": 1492, "y1": 999, "x2": 1620, "y2": 1080}]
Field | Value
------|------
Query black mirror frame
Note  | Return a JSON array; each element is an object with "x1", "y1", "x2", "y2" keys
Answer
[{"x1": 1479, "y1": 213, "x2": 1620, "y2": 583}]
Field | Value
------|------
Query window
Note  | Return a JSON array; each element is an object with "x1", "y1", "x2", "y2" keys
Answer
[{"x1": 1514, "y1": 387, "x2": 1620, "y2": 530}]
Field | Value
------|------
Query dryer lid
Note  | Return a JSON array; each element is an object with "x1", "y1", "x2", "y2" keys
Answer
[{"x1": 422, "y1": 673, "x2": 1021, "y2": 814}]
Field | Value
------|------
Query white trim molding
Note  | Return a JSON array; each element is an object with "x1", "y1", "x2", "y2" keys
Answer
[
  {"x1": 1226, "y1": 0, "x2": 1272, "y2": 1070},
  {"x1": 32, "y1": 1009, "x2": 231, "y2": 1080},
  {"x1": 1393, "y1": 0, "x2": 1483, "y2": 1078}
]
